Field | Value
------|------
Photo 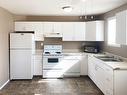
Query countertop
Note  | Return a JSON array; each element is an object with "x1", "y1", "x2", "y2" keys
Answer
[
  {"x1": 104, "y1": 61, "x2": 127, "y2": 70},
  {"x1": 34, "y1": 50, "x2": 127, "y2": 70},
  {"x1": 91, "y1": 53, "x2": 127, "y2": 70}
]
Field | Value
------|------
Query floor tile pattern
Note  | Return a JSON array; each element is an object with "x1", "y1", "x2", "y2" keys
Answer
[{"x1": 0, "y1": 76, "x2": 104, "y2": 95}]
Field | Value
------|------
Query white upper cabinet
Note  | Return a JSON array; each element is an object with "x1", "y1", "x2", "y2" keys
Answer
[
  {"x1": 74, "y1": 22, "x2": 86, "y2": 41},
  {"x1": 53, "y1": 22, "x2": 62, "y2": 34},
  {"x1": 43, "y1": 22, "x2": 62, "y2": 34},
  {"x1": 43, "y1": 22, "x2": 53, "y2": 34},
  {"x1": 62, "y1": 22, "x2": 86, "y2": 41},
  {"x1": 15, "y1": 21, "x2": 104, "y2": 42},
  {"x1": 85, "y1": 21, "x2": 104, "y2": 41},
  {"x1": 32, "y1": 22, "x2": 44, "y2": 41},
  {"x1": 15, "y1": 22, "x2": 44, "y2": 41},
  {"x1": 116, "y1": 10, "x2": 127, "y2": 45},
  {"x1": 15, "y1": 22, "x2": 34, "y2": 31},
  {"x1": 62, "y1": 22, "x2": 74, "y2": 41}
]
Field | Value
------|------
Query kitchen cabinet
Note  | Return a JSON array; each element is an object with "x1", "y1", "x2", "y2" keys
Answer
[
  {"x1": 114, "y1": 70, "x2": 127, "y2": 95},
  {"x1": 33, "y1": 55, "x2": 42, "y2": 75},
  {"x1": 88, "y1": 55, "x2": 127, "y2": 95},
  {"x1": 43, "y1": 22, "x2": 62, "y2": 35},
  {"x1": 88, "y1": 55, "x2": 96, "y2": 83},
  {"x1": 88, "y1": 55, "x2": 109, "y2": 93},
  {"x1": 104, "y1": 65, "x2": 113, "y2": 95},
  {"x1": 80, "y1": 54, "x2": 88, "y2": 75},
  {"x1": 15, "y1": 21, "x2": 104, "y2": 41},
  {"x1": 74, "y1": 22, "x2": 86, "y2": 41},
  {"x1": 15, "y1": 22, "x2": 35, "y2": 31},
  {"x1": 95, "y1": 63, "x2": 105, "y2": 93},
  {"x1": 32, "y1": 22, "x2": 44, "y2": 41},
  {"x1": 116, "y1": 10, "x2": 127, "y2": 45},
  {"x1": 85, "y1": 21, "x2": 104, "y2": 41},
  {"x1": 62, "y1": 22, "x2": 74, "y2": 41},
  {"x1": 15, "y1": 22, "x2": 44, "y2": 41},
  {"x1": 62, "y1": 22, "x2": 86, "y2": 41},
  {"x1": 43, "y1": 22, "x2": 53, "y2": 34},
  {"x1": 63, "y1": 55, "x2": 82, "y2": 76}
]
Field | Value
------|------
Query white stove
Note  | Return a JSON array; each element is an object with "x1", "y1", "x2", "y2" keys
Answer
[{"x1": 43, "y1": 45, "x2": 63, "y2": 78}]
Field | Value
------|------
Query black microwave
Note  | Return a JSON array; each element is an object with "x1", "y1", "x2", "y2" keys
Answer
[{"x1": 84, "y1": 46, "x2": 99, "y2": 53}]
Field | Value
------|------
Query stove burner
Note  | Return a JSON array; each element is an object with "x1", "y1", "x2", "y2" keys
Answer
[
  {"x1": 56, "y1": 52, "x2": 61, "y2": 54},
  {"x1": 45, "y1": 52, "x2": 50, "y2": 54}
]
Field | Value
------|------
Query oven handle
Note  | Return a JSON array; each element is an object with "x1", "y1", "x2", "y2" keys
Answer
[{"x1": 43, "y1": 68, "x2": 62, "y2": 70}]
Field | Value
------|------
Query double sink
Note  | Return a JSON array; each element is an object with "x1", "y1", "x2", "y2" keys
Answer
[{"x1": 95, "y1": 55, "x2": 123, "y2": 62}]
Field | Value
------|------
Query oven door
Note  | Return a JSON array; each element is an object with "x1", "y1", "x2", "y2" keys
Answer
[{"x1": 43, "y1": 56, "x2": 62, "y2": 70}]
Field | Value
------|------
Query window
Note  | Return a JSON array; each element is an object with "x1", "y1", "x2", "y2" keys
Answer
[{"x1": 107, "y1": 17, "x2": 120, "y2": 47}]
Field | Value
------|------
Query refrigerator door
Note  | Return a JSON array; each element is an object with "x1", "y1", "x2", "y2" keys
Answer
[
  {"x1": 10, "y1": 50, "x2": 33, "y2": 79},
  {"x1": 10, "y1": 33, "x2": 34, "y2": 49}
]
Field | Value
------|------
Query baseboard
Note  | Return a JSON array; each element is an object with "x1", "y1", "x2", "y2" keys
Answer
[{"x1": 0, "y1": 80, "x2": 10, "y2": 90}]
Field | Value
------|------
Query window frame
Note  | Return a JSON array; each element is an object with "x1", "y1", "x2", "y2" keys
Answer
[{"x1": 107, "y1": 16, "x2": 121, "y2": 47}]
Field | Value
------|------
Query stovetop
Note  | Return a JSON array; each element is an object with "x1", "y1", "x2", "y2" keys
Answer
[{"x1": 43, "y1": 45, "x2": 62, "y2": 56}]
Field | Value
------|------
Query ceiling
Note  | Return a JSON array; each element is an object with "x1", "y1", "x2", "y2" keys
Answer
[{"x1": 0, "y1": 0, "x2": 127, "y2": 16}]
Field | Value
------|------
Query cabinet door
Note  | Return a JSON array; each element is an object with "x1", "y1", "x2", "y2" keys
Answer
[
  {"x1": 53, "y1": 22, "x2": 62, "y2": 34},
  {"x1": 15, "y1": 22, "x2": 34, "y2": 31},
  {"x1": 33, "y1": 22, "x2": 44, "y2": 41},
  {"x1": 62, "y1": 22, "x2": 74, "y2": 41},
  {"x1": 85, "y1": 21, "x2": 104, "y2": 41},
  {"x1": 96, "y1": 21, "x2": 104, "y2": 41},
  {"x1": 74, "y1": 22, "x2": 86, "y2": 41},
  {"x1": 80, "y1": 55, "x2": 88, "y2": 75},
  {"x1": 34, "y1": 55, "x2": 42, "y2": 75},
  {"x1": 88, "y1": 56, "x2": 96, "y2": 82},
  {"x1": 62, "y1": 58, "x2": 80, "y2": 76},
  {"x1": 85, "y1": 21, "x2": 96, "y2": 41},
  {"x1": 104, "y1": 66, "x2": 113, "y2": 95},
  {"x1": 43, "y1": 22, "x2": 53, "y2": 34},
  {"x1": 95, "y1": 64, "x2": 105, "y2": 93},
  {"x1": 116, "y1": 10, "x2": 127, "y2": 45}
]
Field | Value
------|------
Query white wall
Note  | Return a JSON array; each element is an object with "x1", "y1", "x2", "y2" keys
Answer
[{"x1": 0, "y1": 7, "x2": 14, "y2": 89}]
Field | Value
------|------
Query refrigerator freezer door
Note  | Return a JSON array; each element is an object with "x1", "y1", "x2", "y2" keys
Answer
[
  {"x1": 10, "y1": 50, "x2": 33, "y2": 79},
  {"x1": 10, "y1": 33, "x2": 34, "y2": 49}
]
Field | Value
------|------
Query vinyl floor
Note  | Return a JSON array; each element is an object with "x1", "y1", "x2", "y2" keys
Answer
[{"x1": 0, "y1": 76, "x2": 104, "y2": 95}]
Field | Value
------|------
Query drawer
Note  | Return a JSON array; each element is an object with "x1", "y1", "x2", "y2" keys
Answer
[
  {"x1": 43, "y1": 70, "x2": 63, "y2": 78},
  {"x1": 63, "y1": 56, "x2": 82, "y2": 60}
]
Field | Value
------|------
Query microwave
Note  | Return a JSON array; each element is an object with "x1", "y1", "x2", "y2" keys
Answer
[{"x1": 84, "y1": 46, "x2": 99, "y2": 53}]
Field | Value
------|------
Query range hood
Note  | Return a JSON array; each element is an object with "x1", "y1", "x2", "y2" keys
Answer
[{"x1": 44, "y1": 33, "x2": 63, "y2": 38}]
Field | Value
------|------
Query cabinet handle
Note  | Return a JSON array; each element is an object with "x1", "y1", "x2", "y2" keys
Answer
[{"x1": 21, "y1": 33, "x2": 24, "y2": 35}]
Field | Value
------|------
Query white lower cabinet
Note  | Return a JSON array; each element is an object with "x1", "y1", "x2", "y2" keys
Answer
[
  {"x1": 104, "y1": 65, "x2": 113, "y2": 95},
  {"x1": 63, "y1": 54, "x2": 87, "y2": 77},
  {"x1": 95, "y1": 64, "x2": 105, "y2": 93},
  {"x1": 88, "y1": 55, "x2": 127, "y2": 95},
  {"x1": 80, "y1": 54, "x2": 88, "y2": 75},
  {"x1": 33, "y1": 55, "x2": 42, "y2": 75},
  {"x1": 63, "y1": 55, "x2": 81, "y2": 76},
  {"x1": 88, "y1": 56, "x2": 96, "y2": 82}
]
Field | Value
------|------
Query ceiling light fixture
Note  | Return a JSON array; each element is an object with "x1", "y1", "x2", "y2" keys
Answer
[
  {"x1": 62, "y1": 6, "x2": 73, "y2": 12},
  {"x1": 81, "y1": 0, "x2": 86, "y2": 2}
]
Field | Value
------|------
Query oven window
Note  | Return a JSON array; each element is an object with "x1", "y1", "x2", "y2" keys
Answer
[{"x1": 48, "y1": 58, "x2": 58, "y2": 63}]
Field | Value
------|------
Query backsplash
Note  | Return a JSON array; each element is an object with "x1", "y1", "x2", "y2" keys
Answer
[{"x1": 35, "y1": 38, "x2": 103, "y2": 53}]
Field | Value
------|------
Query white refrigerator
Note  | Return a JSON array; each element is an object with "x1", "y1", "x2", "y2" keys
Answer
[{"x1": 10, "y1": 33, "x2": 35, "y2": 79}]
